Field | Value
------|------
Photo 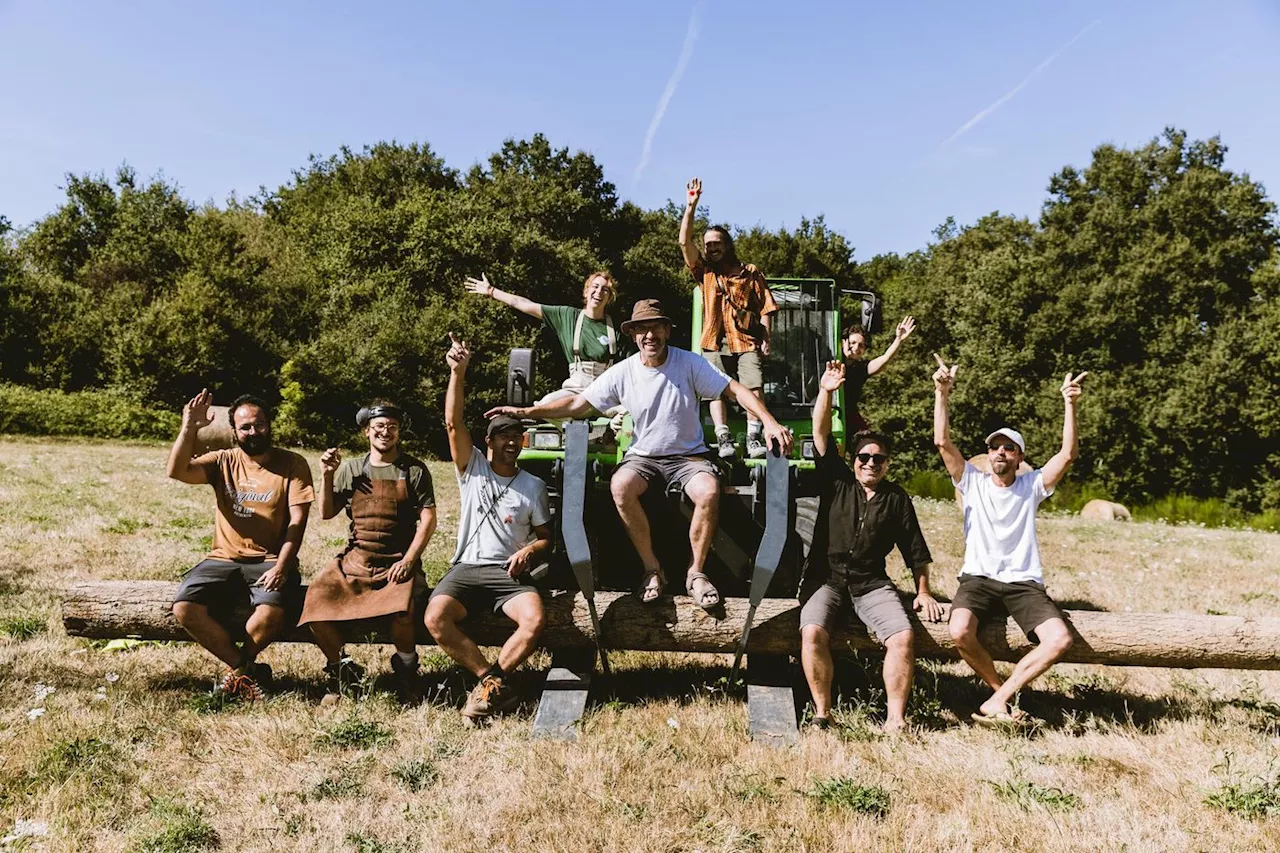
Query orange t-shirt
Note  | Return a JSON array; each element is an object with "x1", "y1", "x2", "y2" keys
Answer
[
  {"x1": 690, "y1": 260, "x2": 778, "y2": 354},
  {"x1": 195, "y1": 447, "x2": 315, "y2": 561}
]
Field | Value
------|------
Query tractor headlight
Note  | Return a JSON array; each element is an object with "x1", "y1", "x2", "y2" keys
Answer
[
  {"x1": 531, "y1": 431, "x2": 562, "y2": 450},
  {"x1": 801, "y1": 439, "x2": 815, "y2": 459}
]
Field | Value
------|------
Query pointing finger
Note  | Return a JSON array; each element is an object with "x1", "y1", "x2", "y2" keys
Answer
[
  {"x1": 1074, "y1": 371, "x2": 1089, "y2": 384},
  {"x1": 933, "y1": 352, "x2": 948, "y2": 370}
]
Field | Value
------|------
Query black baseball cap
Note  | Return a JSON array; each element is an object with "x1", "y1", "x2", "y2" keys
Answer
[{"x1": 486, "y1": 414, "x2": 524, "y2": 439}]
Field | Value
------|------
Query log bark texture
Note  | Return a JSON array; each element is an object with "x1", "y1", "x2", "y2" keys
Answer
[{"x1": 62, "y1": 580, "x2": 1280, "y2": 670}]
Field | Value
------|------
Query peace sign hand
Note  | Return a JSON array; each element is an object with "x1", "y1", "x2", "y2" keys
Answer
[
  {"x1": 1061, "y1": 371, "x2": 1088, "y2": 404},
  {"x1": 896, "y1": 315, "x2": 917, "y2": 341},
  {"x1": 819, "y1": 360, "x2": 846, "y2": 392},
  {"x1": 446, "y1": 332, "x2": 472, "y2": 372},
  {"x1": 464, "y1": 273, "x2": 494, "y2": 298},
  {"x1": 182, "y1": 388, "x2": 214, "y2": 431},
  {"x1": 932, "y1": 352, "x2": 959, "y2": 394},
  {"x1": 686, "y1": 177, "x2": 702, "y2": 208}
]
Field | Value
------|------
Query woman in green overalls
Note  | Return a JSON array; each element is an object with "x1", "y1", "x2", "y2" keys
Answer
[
  {"x1": 299, "y1": 403, "x2": 437, "y2": 700},
  {"x1": 464, "y1": 270, "x2": 624, "y2": 414}
]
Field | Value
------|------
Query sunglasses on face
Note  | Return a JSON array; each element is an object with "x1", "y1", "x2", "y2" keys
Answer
[
  {"x1": 987, "y1": 442, "x2": 1019, "y2": 453},
  {"x1": 854, "y1": 452, "x2": 889, "y2": 465}
]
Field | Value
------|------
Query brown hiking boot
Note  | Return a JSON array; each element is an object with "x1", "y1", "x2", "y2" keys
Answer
[
  {"x1": 214, "y1": 668, "x2": 264, "y2": 702},
  {"x1": 461, "y1": 674, "x2": 520, "y2": 718}
]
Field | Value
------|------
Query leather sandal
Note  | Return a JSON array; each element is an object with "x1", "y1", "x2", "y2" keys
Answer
[
  {"x1": 637, "y1": 565, "x2": 665, "y2": 604},
  {"x1": 685, "y1": 571, "x2": 721, "y2": 611}
]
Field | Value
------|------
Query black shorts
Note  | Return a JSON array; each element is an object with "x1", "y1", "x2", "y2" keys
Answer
[
  {"x1": 172, "y1": 558, "x2": 301, "y2": 612},
  {"x1": 951, "y1": 575, "x2": 1064, "y2": 643},
  {"x1": 429, "y1": 562, "x2": 540, "y2": 618}
]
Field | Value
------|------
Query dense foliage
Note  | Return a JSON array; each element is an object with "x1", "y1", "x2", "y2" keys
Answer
[{"x1": 2, "y1": 130, "x2": 1276, "y2": 508}]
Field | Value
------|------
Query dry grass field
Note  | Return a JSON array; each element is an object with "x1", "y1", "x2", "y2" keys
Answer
[{"x1": 3, "y1": 436, "x2": 1280, "y2": 851}]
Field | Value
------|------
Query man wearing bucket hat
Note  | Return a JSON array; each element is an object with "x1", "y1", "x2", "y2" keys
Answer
[
  {"x1": 299, "y1": 401, "x2": 437, "y2": 701},
  {"x1": 486, "y1": 299, "x2": 793, "y2": 611},
  {"x1": 426, "y1": 334, "x2": 552, "y2": 721},
  {"x1": 933, "y1": 354, "x2": 1088, "y2": 725}
]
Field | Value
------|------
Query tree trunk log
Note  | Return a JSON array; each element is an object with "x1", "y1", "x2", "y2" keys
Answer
[{"x1": 61, "y1": 581, "x2": 1280, "y2": 670}]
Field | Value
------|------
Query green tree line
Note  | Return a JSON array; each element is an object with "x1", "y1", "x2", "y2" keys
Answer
[{"x1": 1, "y1": 129, "x2": 1277, "y2": 512}]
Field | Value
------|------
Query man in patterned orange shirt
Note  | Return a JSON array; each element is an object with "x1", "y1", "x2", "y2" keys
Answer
[{"x1": 679, "y1": 176, "x2": 779, "y2": 459}]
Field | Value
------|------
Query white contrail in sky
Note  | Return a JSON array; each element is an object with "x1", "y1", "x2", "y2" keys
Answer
[
  {"x1": 634, "y1": 4, "x2": 703, "y2": 186},
  {"x1": 939, "y1": 19, "x2": 1102, "y2": 150}
]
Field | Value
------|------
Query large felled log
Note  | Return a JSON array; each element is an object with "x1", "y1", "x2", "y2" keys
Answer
[{"x1": 62, "y1": 580, "x2": 1280, "y2": 670}]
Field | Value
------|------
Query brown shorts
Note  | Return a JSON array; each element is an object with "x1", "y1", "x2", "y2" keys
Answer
[
  {"x1": 703, "y1": 346, "x2": 764, "y2": 391},
  {"x1": 951, "y1": 574, "x2": 1064, "y2": 643},
  {"x1": 617, "y1": 453, "x2": 720, "y2": 494},
  {"x1": 800, "y1": 583, "x2": 912, "y2": 643}
]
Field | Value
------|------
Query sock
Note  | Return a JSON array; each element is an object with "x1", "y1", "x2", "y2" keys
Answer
[
  {"x1": 747, "y1": 421, "x2": 763, "y2": 439},
  {"x1": 396, "y1": 650, "x2": 418, "y2": 667},
  {"x1": 716, "y1": 424, "x2": 732, "y2": 438}
]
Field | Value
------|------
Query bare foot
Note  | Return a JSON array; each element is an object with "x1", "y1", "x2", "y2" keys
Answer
[{"x1": 882, "y1": 718, "x2": 907, "y2": 734}]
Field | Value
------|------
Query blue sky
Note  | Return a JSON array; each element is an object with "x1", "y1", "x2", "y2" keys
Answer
[{"x1": 2, "y1": 0, "x2": 1278, "y2": 256}]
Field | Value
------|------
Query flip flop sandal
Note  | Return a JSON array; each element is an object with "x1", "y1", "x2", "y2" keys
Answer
[
  {"x1": 685, "y1": 571, "x2": 721, "y2": 611},
  {"x1": 636, "y1": 566, "x2": 665, "y2": 605}
]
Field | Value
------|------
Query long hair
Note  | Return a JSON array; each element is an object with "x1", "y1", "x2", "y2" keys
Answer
[{"x1": 705, "y1": 225, "x2": 738, "y2": 268}]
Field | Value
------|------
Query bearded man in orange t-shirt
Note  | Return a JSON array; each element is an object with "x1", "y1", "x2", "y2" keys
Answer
[{"x1": 166, "y1": 391, "x2": 315, "y2": 700}]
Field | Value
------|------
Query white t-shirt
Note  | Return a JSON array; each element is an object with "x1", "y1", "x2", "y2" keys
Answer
[
  {"x1": 955, "y1": 462, "x2": 1054, "y2": 584},
  {"x1": 452, "y1": 452, "x2": 550, "y2": 565},
  {"x1": 583, "y1": 346, "x2": 730, "y2": 457}
]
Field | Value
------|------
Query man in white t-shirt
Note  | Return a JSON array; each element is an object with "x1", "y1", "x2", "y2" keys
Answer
[
  {"x1": 932, "y1": 353, "x2": 1088, "y2": 724},
  {"x1": 487, "y1": 299, "x2": 793, "y2": 611},
  {"x1": 425, "y1": 333, "x2": 552, "y2": 721}
]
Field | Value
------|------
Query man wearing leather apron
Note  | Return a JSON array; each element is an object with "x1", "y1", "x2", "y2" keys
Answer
[{"x1": 299, "y1": 402, "x2": 437, "y2": 701}]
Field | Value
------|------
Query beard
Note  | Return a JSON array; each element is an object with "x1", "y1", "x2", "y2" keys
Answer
[{"x1": 237, "y1": 434, "x2": 271, "y2": 456}]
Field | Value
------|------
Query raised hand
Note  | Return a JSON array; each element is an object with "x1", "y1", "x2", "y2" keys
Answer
[
  {"x1": 895, "y1": 315, "x2": 917, "y2": 341},
  {"x1": 182, "y1": 388, "x2": 214, "y2": 431},
  {"x1": 1061, "y1": 371, "x2": 1088, "y2": 404},
  {"x1": 463, "y1": 273, "x2": 494, "y2": 298},
  {"x1": 932, "y1": 352, "x2": 958, "y2": 394},
  {"x1": 446, "y1": 332, "x2": 471, "y2": 372},
  {"x1": 819, "y1": 360, "x2": 846, "y2": 392},
  {"x1": 320, "y1": 447, "x2": 342, "y2": 475},
  {"x1": 686, "y1": 177, "x2": 702, "y2": 208}
]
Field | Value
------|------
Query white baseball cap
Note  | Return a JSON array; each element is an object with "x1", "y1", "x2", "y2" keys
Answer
[{"x1": 984, "y1": 428, "x2": 1025, "y2": 453}]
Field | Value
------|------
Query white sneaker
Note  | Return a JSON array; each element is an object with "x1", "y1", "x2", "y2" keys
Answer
[
  {"x1": 746, "y1": 435, "x2": 767, "y2": 458},
  {"x1": 716, "y1": 432, "x2": 736, "y2": 459}
]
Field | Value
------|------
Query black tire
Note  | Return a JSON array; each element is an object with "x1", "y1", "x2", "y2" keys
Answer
[{"x1": 794, "y1": 495, "x2": 819, "y2": 558}]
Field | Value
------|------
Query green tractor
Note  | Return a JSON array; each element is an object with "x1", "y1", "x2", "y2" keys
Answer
[
  {"x1": 507, "y1": 277, "x2": 881, "y2": 741},
  {"x1": 511, "y1": 277, "x2": 880, "y2": 598}
]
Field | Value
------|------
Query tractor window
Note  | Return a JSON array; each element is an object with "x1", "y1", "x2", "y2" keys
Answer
[{"x1": 762, "y1": 283, "x2": 836, "y2": 415}]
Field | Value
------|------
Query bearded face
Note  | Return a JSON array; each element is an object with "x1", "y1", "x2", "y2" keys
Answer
[{"x1": 233, "y1": 405, "x2": 272, "y2": 456}]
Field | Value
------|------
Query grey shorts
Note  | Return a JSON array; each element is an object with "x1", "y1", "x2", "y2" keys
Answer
[
  {"x1": 799, "y1": 583, "x2": 912, "y2": 643},
  {"x1": 172, "y1": 558, "x2": 300, "y2": 611},
  {"x1": 429, "y1": 562, "x2": 540, "y2": 618},
  {"x1": 617, "y1": 453, "x2": 720, "y2": 494},
  {"x1": 951, "y1": 574, "x2": 1064, "y2": 643},
  {"x1": 703, "y1": 347, "x2": 764, "y2": 391}
]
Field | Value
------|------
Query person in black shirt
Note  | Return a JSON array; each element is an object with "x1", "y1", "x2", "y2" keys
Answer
[
  {"x1": 841, "y1": 315, "x2": 916, "y2": 432},
  {"x1": 800, "y1": 360, "x2": 943, "y2": 732}
]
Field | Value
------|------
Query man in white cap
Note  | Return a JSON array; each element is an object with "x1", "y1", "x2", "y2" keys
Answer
[{"x1": 932, "y1": 354, "x2": 1087, "y2": 724}]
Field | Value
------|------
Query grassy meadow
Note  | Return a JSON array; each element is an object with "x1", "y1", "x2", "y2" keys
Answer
[{"x1": 2, "y1": 436, "x2": 1280, "y2": 851}]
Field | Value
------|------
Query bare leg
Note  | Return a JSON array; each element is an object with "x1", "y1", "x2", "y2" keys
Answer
[
  {"x1": 308, "y1": 621, "x2": 346, "y2": 664},
  {"x1": 610, "y1": 468, "x2": 661, "y2": 596},
  {"x1": 172, "y1": 602, "x2": 241, "y2": 669},
  {"x1": 709, "y1": 398, "x2": 728, "y2": 431},
  {"x1": 800, "y1": 623, "x2": 834, "y2": 719},
  {"x1": 425, "y1": 595, "x2": 490, "y2": 677},
  {"x1": 979, "y1": 618, "x2": 1074, "y2": 717},
  {"x1": 389, "y1": 611, "x2": 417, "y2": 656},
  {"x1": 882, "y1": 629, "x2": 915, "y2": 731},
  {"x1": 949, "y1": 608, "x2": 1004, "y2": 691},
  {"x1": 683, "y1": 471, "x2": 720, "y2": 598},
  {"x1": 240, "y1": 604, "x2": 285, "y2": 663},
  {"x1": 496, "y1": 592, "x2": 546, "y2": 672}
]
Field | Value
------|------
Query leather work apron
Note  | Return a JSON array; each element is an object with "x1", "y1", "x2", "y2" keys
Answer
[{"x1": 298, "y1": 459, "x2": 420, "y2": 625}]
